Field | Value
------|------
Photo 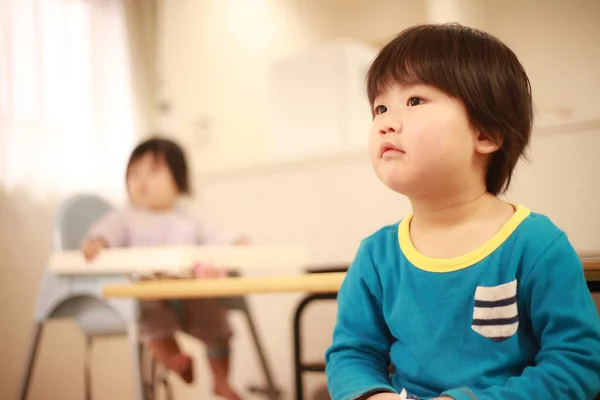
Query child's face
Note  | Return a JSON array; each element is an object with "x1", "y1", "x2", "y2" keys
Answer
[
  {"x1": 126, "y1": 152, "x2": 179, "y2": 210},
  {"x1": 369, "y1": 83, "x2": 489, "y2": 198}
]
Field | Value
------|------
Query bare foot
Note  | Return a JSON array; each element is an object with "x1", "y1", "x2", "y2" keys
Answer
[
  {"x1": 166, "y1": 353, "x2": 194, "y2": 384},
  {"x1": 214, "y1": 383, "x2": 243, "y2": 400},
  {"x1": 148, "y1": 337, "x2": 194, "y2": 384}
]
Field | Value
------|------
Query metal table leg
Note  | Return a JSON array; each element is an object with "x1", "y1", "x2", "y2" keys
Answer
[{"x1": 293, "y1": 293, "x2": 337, "y2": 400}]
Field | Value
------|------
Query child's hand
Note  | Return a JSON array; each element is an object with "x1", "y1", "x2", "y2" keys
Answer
[
  {"x1": 368, "y1": 389, "x2": 407, "y2": 399},
  {"x1": 432, "y1": 397, "x2": 454, "y2": 400},
  {"x1": 193, "y1": 262, "x2": 227, "y2": 279},
  {"x1": 81, "y1": 238, "x2": 108, "y2": 261},
  {"x1": 367, "y1": 393, "x2": 403, "y2": 399}
]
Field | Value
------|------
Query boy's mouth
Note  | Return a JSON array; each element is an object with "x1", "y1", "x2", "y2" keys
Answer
[{"x1": 380, "y1": 142, "x2": 405, "y2": 157}]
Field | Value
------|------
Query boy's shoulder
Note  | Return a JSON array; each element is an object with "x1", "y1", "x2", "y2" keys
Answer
[
  {"x1": 516, "y1": 208, "x2": 567, "y2": 247},
  {"x1": 513, "y1": 207, "x2": 576, "y2": 269},
  {"x1": 362, "y1": 221, "x2": 401, "y2": 243},
  {"x1": 358, "y1": 221, "x2": 403, "y2": 257}
]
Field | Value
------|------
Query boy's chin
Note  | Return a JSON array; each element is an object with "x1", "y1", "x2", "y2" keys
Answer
[{"x1": 379, "y1": 175, "x2": 412, "y2": 196}]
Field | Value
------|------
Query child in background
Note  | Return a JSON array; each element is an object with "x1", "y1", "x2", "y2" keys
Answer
[
  {"x1": 81, "y1": 137, "x2": 243, "y2": 400},
  {"x1": 325, "y1": 24, "x2": 600, "y2": 400}
]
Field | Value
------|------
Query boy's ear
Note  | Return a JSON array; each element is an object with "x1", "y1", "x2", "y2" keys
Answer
[{"x1": 474, "y1": 131, "x2": 502, "y2": 155}]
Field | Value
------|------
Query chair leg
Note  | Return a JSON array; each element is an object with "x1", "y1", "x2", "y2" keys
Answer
[
  {"x1": 148, "y1": 346, "x2": 156, "y2": 400},
  {"x1": 139, "y1": 342, "x2": 154, "y2": 400},
  {"x1": 243, "y1": 306, "x2": 281, "y2": 400},
  {"x1": 162, "y1": 369, "x2": 174, "y2": 400},
  {"x1": 152, "y1": 359, "x2": 174, "y2": 400},
  {"x1": 84, "y1": 336, "x2": 93, "y2": 400},
  {"x1": 143, "y1": 342, "x2": 173, "y2": 400},
  {"x1": 19, "y1": 323, "x2": 45, "y2": 400},
  {"x1": 153, "y1": 361, "x2": 173, "y2": 400},
  {"x1": 128, "y1": 325, "x2": 145, "y2": 400}
]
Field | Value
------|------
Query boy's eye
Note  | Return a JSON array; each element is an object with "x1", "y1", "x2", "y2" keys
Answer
[
  {"x1": 374, "y1": 105, "x2": 387, "y2": 114},
  {"x1": 407, "y1": 97, "x2": 424, "y2": 107}
]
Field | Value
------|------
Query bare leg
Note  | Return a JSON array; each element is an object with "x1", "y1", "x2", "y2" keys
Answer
[
  {"x1": 208, "y1": 355, "x2": 242, "y2": 400},
  {"x1": 182, "y1": 295, "x2": 238, "y2": 396},
  {"x1": 147, "y1": 336, "x2": 194, "y2": 384}
]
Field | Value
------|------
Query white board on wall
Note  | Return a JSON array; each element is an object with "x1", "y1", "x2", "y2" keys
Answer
[{"x1": 267, "y1": 41, "x2": 377, "y2": 161}]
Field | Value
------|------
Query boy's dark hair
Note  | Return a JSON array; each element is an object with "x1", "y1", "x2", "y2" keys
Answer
[
  {"x1": 367, "y1": 23, "x2": 533, "y2": 195},
  {"x1": 126, "y1": 137, "x2": 190, "y2": 194}
]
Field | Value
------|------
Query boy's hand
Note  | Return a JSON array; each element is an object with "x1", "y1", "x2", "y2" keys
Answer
[
  {"x1": 81, "y1": 238, "x2": 108, "y2": 261},
  {"x1": 367, "y1": 394, "x2": 403, "y2": 399},
  {"x1": 366, "y1": 389, "x2": 454, "y2": 400},
  {"x1": 368, "y1": 388, "x2": 408, "y2": 399}
]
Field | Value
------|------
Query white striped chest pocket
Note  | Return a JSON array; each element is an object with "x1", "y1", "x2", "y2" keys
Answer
[{"x1": 471, "y1": 280, "x2": 519, "y2": 342}]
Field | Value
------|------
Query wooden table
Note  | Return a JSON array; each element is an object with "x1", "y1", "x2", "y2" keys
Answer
[
  {"x1": 103, "y1": 258, "x2": 600, "y2": 299},
  {"x1": 583, "y1": 257, "x2": 600, "y2": 282},
  {"x1": 103, "y1": 272, "x2": 346, "y2": 299}
]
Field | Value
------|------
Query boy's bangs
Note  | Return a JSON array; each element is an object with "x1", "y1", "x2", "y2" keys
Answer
[{"x1": 367, "y1": 24, "x2": 476, "y2": 105}]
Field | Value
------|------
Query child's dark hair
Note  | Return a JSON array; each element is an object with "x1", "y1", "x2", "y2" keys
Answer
[
  {"x1": 126, "y1": 137, "x2": 190, "y2": 194},
  {"x1": 367, "y1": 23, "x2": 533, "y2": 195}
]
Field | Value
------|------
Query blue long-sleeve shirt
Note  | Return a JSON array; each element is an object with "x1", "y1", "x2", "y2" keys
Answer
[{"x1": 325, "y1": 205, "x2": 600, "y2": 400}]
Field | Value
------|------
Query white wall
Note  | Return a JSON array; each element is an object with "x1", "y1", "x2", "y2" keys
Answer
[
  {"x1": 486, "y1": 0, "x2": 600, "y2": 127},
  {"x1": 155, "y1": 0, "x2": 425, "y2": 174},
  {"x1": 155, "y1": 0, "x2": 600, "y2": 179}
]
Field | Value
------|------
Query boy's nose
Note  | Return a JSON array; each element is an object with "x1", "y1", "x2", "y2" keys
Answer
[{"x1": 379, "y1": 115, "x2": 402, "y2": 135}]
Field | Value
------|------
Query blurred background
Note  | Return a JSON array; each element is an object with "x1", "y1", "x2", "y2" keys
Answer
[{"x1": 1, "y1": 0, "x2": 599, "y2": 399}]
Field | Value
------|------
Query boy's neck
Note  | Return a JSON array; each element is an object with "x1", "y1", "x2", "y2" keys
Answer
[{"x1": 410, "y1": 188, "x2": 502, "y2": 229}]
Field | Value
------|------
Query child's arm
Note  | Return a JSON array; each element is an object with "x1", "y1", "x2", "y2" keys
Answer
[
  {"x1": 442, "y1": 234, "x2": 600, "y2": 400},
  {"x1": 80, "y1": 209, "x2": 127, "y2": 260},
  {"x1": 325, "y1": 240, "x2": 398, "y2": 400}
]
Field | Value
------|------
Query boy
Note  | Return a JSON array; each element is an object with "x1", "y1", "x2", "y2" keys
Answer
[{"x1": 325, "y1": 23, "x2": 600, "y2": 400}]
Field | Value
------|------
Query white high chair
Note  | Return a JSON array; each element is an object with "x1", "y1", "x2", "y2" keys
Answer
[
  {"x1": 19, "y1": 194, "x2": 282, "y2": 400},
  {"x1": 18, "y1": 194, "x2": 153, "y2": 400}
]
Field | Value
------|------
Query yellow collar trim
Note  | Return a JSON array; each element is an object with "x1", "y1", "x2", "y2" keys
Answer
[{"x1": 398, "y1": 204, "x2": 531, "y2": 273}]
